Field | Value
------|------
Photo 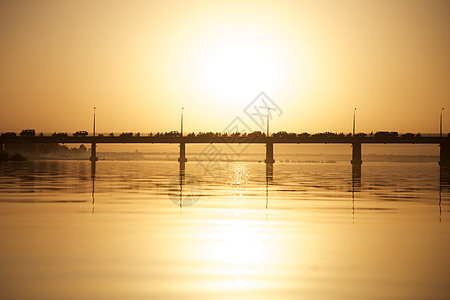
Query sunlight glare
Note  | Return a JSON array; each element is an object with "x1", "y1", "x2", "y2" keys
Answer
[
  {"x1": 195, "y1": 34, "x2": 288, "y2": 104},
  {"x1": 208, "y1": 220, "x2": 268, "y2": 266}
]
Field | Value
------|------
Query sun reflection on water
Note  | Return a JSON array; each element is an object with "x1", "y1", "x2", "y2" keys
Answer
[
  {"x1": 201, "y1": 218, "x2": 274, "y2": 291},
  {"x1": 230, "y1": 164, "x2": 250, "y2": 186},
  {"x1": 208, "y1": 220, "x2": 266, "y2": 265},
  {"x1": 229, "y1": 164, "x2": 250, "y2": 204}
]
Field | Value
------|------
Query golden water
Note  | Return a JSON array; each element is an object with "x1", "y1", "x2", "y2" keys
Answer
[{"x1": 0, "y1": 160, "x2": 449, "y2": 299}]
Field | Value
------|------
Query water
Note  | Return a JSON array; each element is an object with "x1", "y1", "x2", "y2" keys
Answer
[{"x1": 0, "y1": 160, "x2": 449, "y2": 299}]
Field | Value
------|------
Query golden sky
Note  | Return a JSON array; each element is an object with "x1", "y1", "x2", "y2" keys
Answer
[{"x1": 1, "y1": 0, "x2": 449, "y2": 134}]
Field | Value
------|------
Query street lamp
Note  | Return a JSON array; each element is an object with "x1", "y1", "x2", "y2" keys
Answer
[
  {"x1": 93, "y1": 107, "x2": 96, "y2": 137},
  {"x1": 440, "y1": 107, "x2": 444, "y2": 137},
  {"x1": 353, "y1": 108, "x2": 356, "y2": 136},
  {"x1": 181, "y1": 107, "x2": 184, "y2": 137},
  {"x1": 267, "y1": 108, "x2": 270, "y2": 137}
]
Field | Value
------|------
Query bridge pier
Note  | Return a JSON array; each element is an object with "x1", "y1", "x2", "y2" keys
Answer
[
  {"x1": 439, "y1": 143, "x2": 450, "y2": 167},
  {"x1": 265, "y1": 142, "x2": 275, "y2": 164},
  {"x1": 351, "y1": 142, "x2": 362, "y2": 166},
  {"x1": 90, "y1": 143, "x2": 98, "y2": 162},
  {"x1": 178, "y1": 142, "x2": 187, "y2": 170},
  {"x1": 351, "y1": 142, "x2": 362, "y2": 178}
]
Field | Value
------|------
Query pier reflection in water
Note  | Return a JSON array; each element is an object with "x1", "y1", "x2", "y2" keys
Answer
[
  {"x1": 91, "y1": 161, "x2": 96, "y2": 213},
  {"x1": 265, "y1": 163, "x2": 273, "y2": 210},
  {"x1": 0, "y1": 160, "x2": 449, "y2": 299}
]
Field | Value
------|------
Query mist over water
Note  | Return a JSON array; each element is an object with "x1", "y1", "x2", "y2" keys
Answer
[{"x1": 0, "y1": 160, "x2": 449, "y2": 299}]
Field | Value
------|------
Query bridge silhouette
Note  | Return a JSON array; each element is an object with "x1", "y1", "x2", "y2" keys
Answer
[{"x1": 1, "y1": 135, "x2": 450, "y2": 170}]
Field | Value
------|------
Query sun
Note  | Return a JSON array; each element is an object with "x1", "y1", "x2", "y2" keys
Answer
[
  {"x1": 193, "y1": 32, "x2": 288, "y2": 104},
  {"x1": 165, "y1": 20, "x2": 303, "y2": 112}
]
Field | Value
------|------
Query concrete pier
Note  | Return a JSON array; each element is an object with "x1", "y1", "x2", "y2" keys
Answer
[
  {"x1": 439, "y1": 143, "x2": 450, "y2": 167},
  {"x1": 178, "y1": 142, "x2": 187, "y2": 162},
  {"x1": 90, "y1": 143, "x2": 98, "y2": 162},
  {"x1": 351, "y1": 142, "x2": 362, "y2": 166},
  {"x1": 178, "y1": 142, "x2": 187, "y2": 169},
  {"x1": 265, "y1": 142, "x2": 275, "y2": 164}
]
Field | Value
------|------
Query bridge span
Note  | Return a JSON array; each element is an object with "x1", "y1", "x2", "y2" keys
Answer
[{"x1": 1, "y1": 135, "x2": 449, "y2": 168}]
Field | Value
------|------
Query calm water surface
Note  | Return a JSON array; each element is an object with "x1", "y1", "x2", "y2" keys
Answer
[{"x1": 0, "y1": 160, "x2": 449, "y2": 299}]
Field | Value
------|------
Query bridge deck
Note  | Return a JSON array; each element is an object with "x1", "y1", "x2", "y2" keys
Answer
[{"x1": 1, "y1": 136, "x2": 449, "y2": 144}]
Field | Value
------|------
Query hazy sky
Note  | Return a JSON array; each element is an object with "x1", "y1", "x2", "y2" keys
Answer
[{"x1": 1, "y1": 0, "x2": 449, "y2": 134}]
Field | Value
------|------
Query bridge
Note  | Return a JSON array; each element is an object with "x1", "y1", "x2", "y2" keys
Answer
[{"x1": 1, "y1": 135, "x2": 450, "y2": 170}]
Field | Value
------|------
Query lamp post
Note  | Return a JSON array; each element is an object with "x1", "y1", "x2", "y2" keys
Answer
[
  {"x1": 353, "y1": 108, "x2": 356, "y2": 136},
  {"x1": 93, "y1": 107, "x2": 96, "y2": 137},
  {"x1": 440, "y1": 107, "x2": 444, "y2": 137},
  {"x1": 90, "y1": 106, "x2": 98, "y2": 164},
  {"x1": 181, "y1": 107, "x2": 184, "y2": 137},
  {"x1": 267, "y1": 108, "x2": 270, "y2": 137}
]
